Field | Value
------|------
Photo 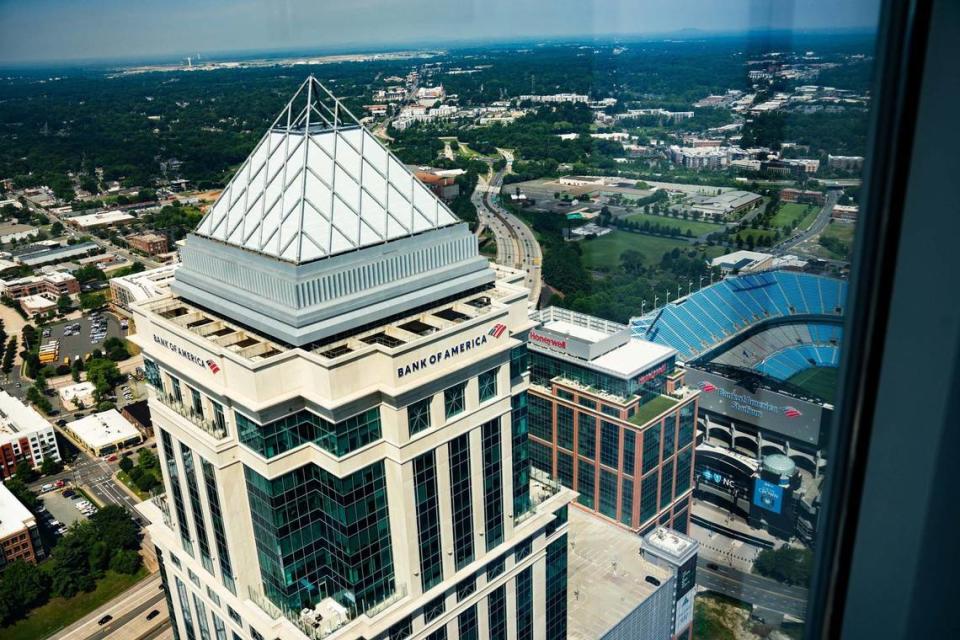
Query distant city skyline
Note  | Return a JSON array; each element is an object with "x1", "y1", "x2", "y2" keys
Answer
[{"x1": 0, "y1": 0, "x2": 880, "y2": 65}]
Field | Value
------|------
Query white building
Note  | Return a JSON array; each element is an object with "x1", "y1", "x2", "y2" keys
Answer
[
  {"x1": 0, "y1": 390, "x2": 60, "y2": 479},
  {"x1": 518, "y1": 93, "x2": 589, "y2": 104},
  {"x1": 0, "y1": 483, "x2": 44, "y2": 566},
  {"x1": 58, "y1": 381, "x2": 97, "y2": 411},
  {"x1": 110, "y1": 263, "x2": 180, "y2": 312},
  {"x1": 710, "y1": 250, "x2": 774, "y2": 274},
  {"x1": 134, "y1": 77, "x2": 580, "y2": 640},
  {"x1": 66, "y1": 409, "x2": 142, "y2": 456},
  {"x1": 65, "y1": 210, "x2": 136, "y2": 229}
]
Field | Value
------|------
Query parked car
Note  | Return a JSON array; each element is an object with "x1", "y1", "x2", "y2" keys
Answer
[
  {"x1": 40, "y1": 483, "x2": 53, "y2": 493},
  {"x1": 61, "y1": 489, "x2": 75, "y2": 498}
]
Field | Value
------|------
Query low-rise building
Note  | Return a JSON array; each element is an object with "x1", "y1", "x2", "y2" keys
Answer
[
  {"x1": 127, "y1": 233, "x2": 169, "y2": 255},
  {"x1": 0, "y1": 271, "x2": 79, "y2": 299},
  {"x1": 0, "y1": 483, "x2": 44, "y2": 567},
  {"x1": 832, "y1": 204, "x2": 859, "y2": 221},
  {"x1": 66, "y1": 409, "x2": 142, "y2": 456},
  {"x1": 710, "y1": 250, "x2": 774, "y2": 274},
  {"x1": 110, "y1": 263, "x2": 179, "y2": 313},
  {"x1": 19, "y1": 294, "x2": 57, "y2": 316},
  {"x1": 121, "y1": 399, "x2": 153, "y2": 437},
  {"x1": 58, "y1": 382, "x2": 97, "y2": 411},
  {"x1": 14, "y1": 241, "x2": 100, "y2": 268},
  {"x1": 0, "y1": 390, "x2": 61, "y2": 480},
  {"x1": 65, "y1": 210, "x2": 136, "y2": 230},
  {"x1": 827, "y1": 154, "x2": 865, "y2": 171},
  {"x1": 781, "y1": 188, "x2": 826, "y2": 205},
  {"x1": 688, "y1": 190, "x2": 763, "y2": 220},
  {"x1": 641, "y1": 527, "x2": 700, "y2": 639},
  {"x1": 0, "y1": 222, "x2": 38, "y2": 244}
]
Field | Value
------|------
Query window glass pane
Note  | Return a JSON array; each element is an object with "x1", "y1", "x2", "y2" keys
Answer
[
  {"x1": 479, "y1": 368, "x2": 498, "y2": 402},
  {"x1": 444, "y1": 382, "x2": 466, "y2": 418},
  {"x1": 407, "y1": 397, "x2": 432, "y2": 436}
]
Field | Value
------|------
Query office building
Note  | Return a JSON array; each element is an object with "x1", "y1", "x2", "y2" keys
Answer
[
  {"x1": 110, "y1": 263, "x2": 179, "y2": 313},
  {"x1": 0, "y1": 390, "x2": 61, "y2": 480},
  {"x1": 127, "y1": 232, "x2": 170, "y2": 255},
  {"x1": 0, "y1": 483, "x2": 44, "y2": 567},
  {"x1": 0, "y1": 271, "x2": 79, "y2": 299},
  {"x1": 135, "y1": 77, "x2": 575, "y2": 640},
  {"x1": 526, "y1": 307, "x2": 698, "y2": 535}
]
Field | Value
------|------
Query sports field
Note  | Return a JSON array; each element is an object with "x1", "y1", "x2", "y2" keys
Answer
[
  {"x1": 579, "y1": 230, "x2": 724, "y2": 270},
  {"x1": 624, "y1": 212, "x2": 722, "y2": 237},
  {"x1": 787, "y1": 366, "x2": 838, "y2": 403}
]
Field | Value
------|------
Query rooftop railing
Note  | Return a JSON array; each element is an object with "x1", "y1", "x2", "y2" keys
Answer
[{"x1": 156, "y1": 392, "x2": 228, "y2": 440}]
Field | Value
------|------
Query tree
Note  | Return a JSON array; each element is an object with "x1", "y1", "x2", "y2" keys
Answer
[
  {"x1": 49, "y1": 525, "x2": 97, "y2": 597},
  {"x1": 137, "y1": 447, "x2": 158, "y2": 471},
  {"x1": 754, "y1": 546, "x2": 813, "y2": 586},
  {"x1": 119, "y1": 455, "x2": 134, "y2": 473},
  {"x1": 110, "y1": 549, "x2": 143, "y2": 575},
  {"x1": 14, "y1": 459, "x2": 37, "y2": 482},
  {"x1": 86, "y1": 357, "x2": 121, "y2": 400},
  {"x1": 79, "y1": 292, "x2": 107, "y2": 310},
  {"x1": 0, "y1": 559, "x2": 51, "y2": 625},
  {"x1": 51, "y1": 221, "x2": 64, "y2": 235},
  {"x1": 40, "y1": 456, "x2": 62, "y2": 476},
  {"x1": 57, "y1": 294, "x2": 72, "y2": 314},
  {"x1": 103, "y1": 337, "x2": 130, "y2": 361}
]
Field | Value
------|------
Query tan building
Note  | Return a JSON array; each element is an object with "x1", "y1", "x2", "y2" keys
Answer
[
  {"x1": 127, "y1": 233, "x2": 169, "y2": 255},
  {"x1": 0, "y1": 271, "x2": 78, "y2": 299},
  {"x1": 134, "y1": 78, "x2": 588, "y2": 640},
  {"x1": 0, "y1": 482, "x2": 43, "y2": 567}
]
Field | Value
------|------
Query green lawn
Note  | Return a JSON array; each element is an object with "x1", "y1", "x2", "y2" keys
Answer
[
  {"x1": 624, "y1": 212, "x2": 722, "y2": 237},
  {"x1": 787, "y1": 366, "x2": 838, "y2": 404},
  {"x1": 770, "y1": 202, "x2": 819, "y2": 230},
  {"x1": 115, "y1": 470, "x2": 149, "y2": 500},
  {"x1": 814, "y1": 220, "x2": 856, "y2": 260},
  {"x1": 580, "y1": 230, "x2": 724, "y2": 271},
  {"x1": 1, "y1": 569, "x2": 149, "y2": 640},
  {"x1": 629, "y1": 395, "x2": 679, "y2": 426}
]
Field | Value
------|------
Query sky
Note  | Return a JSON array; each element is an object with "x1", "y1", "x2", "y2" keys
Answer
[{"x1": 0, "y1": 0, "x2": 881, "y2": 65}]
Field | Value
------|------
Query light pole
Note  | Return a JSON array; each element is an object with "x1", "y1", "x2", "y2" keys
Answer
[
  {"x1": 654, "y1": 295, "x2": 658, "y2": 309},
  {"x1": 641, "y1": 300, "x2": 646, "y2": 316},
  {"x1": 700, "y1": 274, "x2": 706, "y2": 290},
  {"x1": 688, "y1": 280, "x2": 693, "y2": 296},
  {"x1": 677, "y1": 283, "x2": 682, "y2": 299}
]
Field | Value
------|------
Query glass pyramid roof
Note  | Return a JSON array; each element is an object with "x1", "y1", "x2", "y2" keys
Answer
[{"x1": 194, "y1": 76, "x2": 459, "y2": 264}]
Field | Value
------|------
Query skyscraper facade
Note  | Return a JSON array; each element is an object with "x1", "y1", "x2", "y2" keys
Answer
[{"x1": 135, "y1": 78, "x2": 574, "y2": 640}]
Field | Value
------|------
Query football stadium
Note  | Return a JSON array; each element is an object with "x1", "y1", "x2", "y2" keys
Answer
[{"x1": 631, "y1": 270, "x2": 848, "y2": 543}]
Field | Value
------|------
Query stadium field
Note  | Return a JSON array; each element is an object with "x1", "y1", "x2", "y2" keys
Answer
[{"x1": 787, "y1": 366, "x2": 838, "y2": 403}]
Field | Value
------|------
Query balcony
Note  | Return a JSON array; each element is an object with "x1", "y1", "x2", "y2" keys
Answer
[
  {"x1": 514, "y1": 468, "x2": 563, "y2": 525},
  {"x1": 156, "y1": 392, "x2": 228, "y2": 439},
  {"x1": 247, "y1": 582, "x2": 408, "y2": 640},
  {"x1": 151, "y1": 494, "x2": 174, "y2": 531}
]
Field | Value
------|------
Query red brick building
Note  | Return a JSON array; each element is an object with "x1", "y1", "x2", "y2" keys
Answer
[{"x1": 127, "y1": 233, "x2": 169, "y2": 255}]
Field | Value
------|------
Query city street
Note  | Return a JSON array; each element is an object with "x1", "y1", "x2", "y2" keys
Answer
[
  {"x1": 774, "y1": 189, "x2": 840, "y2": 255},
  {"x1": 696, "y1": 558, "x2": 809, "y2": 620},
  {"x1": 54, "y1": 573, "x2": 169, "y2": 640}
]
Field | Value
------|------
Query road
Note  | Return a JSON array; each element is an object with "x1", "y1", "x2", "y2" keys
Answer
[
  {"x1": 774, "y1": 190, "x2": 839, "y2": 255},
  {"x1": 472, "y1": 150, "x2": 543, "y2": 305},
  {"x1": 696, "y1": 557, "x2": 808, "y2": 620},
  {"x1": 54, "y1": 573, "x2": 169, "y2": 640}
]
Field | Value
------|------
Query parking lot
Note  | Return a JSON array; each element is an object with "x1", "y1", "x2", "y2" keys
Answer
[
  {"x1": 44, "y1": 313, "x2": 126, "y2": 362},
  {"x1": 39, "y1": 488, "x2": 90, "y2": 529}
]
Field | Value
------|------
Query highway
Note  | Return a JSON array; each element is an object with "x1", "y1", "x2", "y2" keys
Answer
[
  {"x1": 774, "y1": 189, "x2": 840, "y2": 255},
  {"x1": 472, "y1": 150, "x2": 543, "y2": 305},
  {"x1": 696, "y1": 557, "x2": 808, "y2": 620},
  {"x1": 54, "y1": 573, "x2": 169, "y2": 640}
]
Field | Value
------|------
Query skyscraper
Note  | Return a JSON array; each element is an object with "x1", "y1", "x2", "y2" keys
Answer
[{"x1": 135, "y1": 77, "x2": 574, "y2": 640}]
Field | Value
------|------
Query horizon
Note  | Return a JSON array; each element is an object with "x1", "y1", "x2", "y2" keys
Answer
[{"x1": 0, "y1": 0, "x2": 879, "y2": 66}]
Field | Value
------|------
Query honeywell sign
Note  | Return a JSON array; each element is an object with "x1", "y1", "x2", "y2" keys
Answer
[
  {"x1": 528, "y1": 330, "x2": 567, "y2": 350},
  {"x1": 685, "y1": 368, "x2": 827, "y2": 446}
]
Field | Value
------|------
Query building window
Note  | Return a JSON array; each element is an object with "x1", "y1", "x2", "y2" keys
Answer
[
  {"x1": 557, "y1": 451, "x2": 573, "y2": 488},
  {"x1": 487, "y1": 585, "x2": 507, "y2": 640},
  {"x1": 160, "y1": 429, "x2": 193, "y2": 556},
  {"x1": 577, "y1": 412, "x2": 596, "y2": 460},
  {"x1": 557, "y1": 405, "x2": 574, "y2": 450},
  {"x1": 642, "y1": 422, "x2": 661, "y2": 474},
  {"x1": 511, "y1": 393, "x2": 531, "y2": 517},
  {"x1": 660, "y1": 459, "x2": 674, "y2": 509},
  {"x1": 481, "y1": 419, "x2": 504, "y2": 550},
  {"x1": 449, "y1": 434, "x2": 474, "y2": 570},
  {"x1": 515, "y1": 537, "x2": 532, "y2": 561},
  {"x1": 600, "y1": 421, "x2": 620, "y2": 469},
  {"x1": 201, "y1": 460, "x2": 236, "y2": 594},
  {"x1": 577, "y1": 396, "x2": 597, "y2": 410},
  {"x1": 577, "y1": 462, "x2": 595, "y2": 509},
  {"x1": 227, "y1": 606, "x2": 241, "y2": 625},
  {"x1": 601, "y1": 404, "x2": 620, "y2": 418},
  {"x1": 211, "y1": 401, "x2": 227, "y2": 436},
  {"x1": 144, "y1": 358, "x2": 162, "y2": 389},
  {"x1": 175, "y1": 576, "x2": 197, "y2": 640},
  {"x1": 678, "y1": 402, "x2": 695, "y2": 449},
  {"x1": 546, "y1": 505, "x2": 568, "y2": 537},
  {"x1": 623, "y1": 429, "x2": 636, "y2": 476},
  {"x1": 181, "y1": 443, "x2": 214, "y2": 575},
  {"x1": 662, "y1": 415, "x2": 676, "y2": 459},
  {"x1": 528, "y1": 394, "x2": 553, "y2": 441},
  {"x1": 236, "y1": 407, "x2": 381, "y2": 458},
  {"x1": 193, "y1": 593, "x2": 212, "y2": 640},
  {"x1": 530, "y1": 439, "x2": 552, "y2": 473},
  {"x1": 516, "y1": 567, "x2": 533, "y2": 640},
  {"x1": 407, "y1": 397, "x2": 432, "y2": 436},
  {"x1": 640, "y1": 472, "x2": 658, "y2": 524},
  {"x1": 545, "y1": 535, "x2": 568, "y2": 640},
  {"x1": 413, "y1": 452, "x2": 443, "y2": 592},
  {"x1": 478, "y1": 368, "x2": 498, "y2": 402},
  {"x1": 456, "y1": 574, "x2": 476, "y2": 601},
  {"x1": 457, "y1": 604, "x2": 478, "y2": 640},
  {"x1": 243, "y1": 461, "x2": 394, "y2": 613},
  {"x1": 206, "y1": 585, "x2": 220, "y2": 607},
  {"x1": 386, "y1": 618, "x2": 412, "y2": 640},
  {"x1": 676, "y1": 447, "x2": 692, "y2": 496},
  {"x1": 170, "y1": 376, "x2": 183, "y2": 404},
  {"x1": 189, "y1": 388, "x2": 203, "y2": 417},
  {"x1": 444, "y1": 382, "x2": 466, "y2": 418},
  {"x1": 509, "y1": 344, "x2": 528, "y2": 379},
  {"x1": 487, "y1": 555, "x2": 505, "y2": 580},
  {"x1": 620, "y1": 478, "x2": 634, "y2": 527},
  {"x1": 423, "y1": 594, "x2": 445, "y2": 622},
  {"x1": 599, "y1": 470, "x2": 618, "y2": 519},
  {"x1": 556, "y1": 388, "x2": 574, "y2": 402}
]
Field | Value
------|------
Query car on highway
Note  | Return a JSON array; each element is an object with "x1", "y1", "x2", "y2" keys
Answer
[
  {"x1": 146, "y1": 609, "x2": 161, "y2": 620},
  {"x1": 98, "y1": 615, "x2": 113, "y2": 626}
]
